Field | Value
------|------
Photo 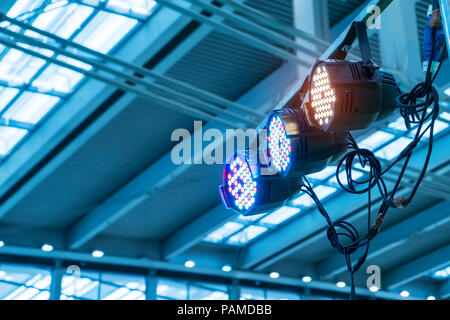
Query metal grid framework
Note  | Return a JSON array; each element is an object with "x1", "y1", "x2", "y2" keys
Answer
[{"x1": 0, "y1": 0, "x2": 157, "y2": 159}]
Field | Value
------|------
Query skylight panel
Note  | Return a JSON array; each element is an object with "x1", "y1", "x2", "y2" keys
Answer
[
  {"x1": 292, "y1": 185, "x2": 337, "y2": 207},
  {"x1": 12, "y1": 287, "x2": 40, "y2": 300},
  {"x1": 329, "y1": 169, "x2": 364, "y2": 186},
  {"x1": 260, "y1": 206, "x2": 300, "y2": 226},
  {"x1": 388, "y1": 117, "x2": 410, "y2": 131},
  {"x1": 201, "y1": 291, "x2": 228, "y2": 300},
  {"x1": 6, "y1": 0, "x2": 45, "y2": 19},
  {"x1": 2, "y1": 92, "x2": 60, "y2": 125},
  {"x1": 106, "y1": 0, "x2": 157, "y2": 18},
  {"x1": 30, "y1": 2, "x2": 94, "y2": 39},
  {"x1": 204, "y1": 221, "x2": 244, "y2": 243},
  {"x1": 32, "y1": 291, "x2": 50, "y2": 300},
  {"x1": 307, "y1": 166, "x2": 337, "y2": 181},
  {"x1": 0, "y1": 126, "x2": 28, "y2": 156},
  {"x1": 358, "y1": 131, "x2": 394, "y2": 150},
  {"x1": 226, "y1": 225, "x2": 268, "y2": 245},
  {"x1": 375, "y1": 137, "x2": 413, "y2": 160},
  {"x1": 74, "y1": 10, "x2": 138, "y2": 54},
  {"x1": 440, "y1": 112, "x2": 450, "y2": 122},
  {"x1": 157, "y1": 279, "x2": 187, "y2": 300},
  {"x1": 236, "y1": 213, "x2": 266, "y2": 222},
  {"x1": 120, "y1": 290, "x2": 145, "y2": 300},
  {"x1": 432, "y1": 265, "x2": 450, "y2": 279},
  {"x1": 103, "y1": 287, "x2": 130, "y2": 300},
  {"x1": 0, "y1": 49, "x2": 46, "y2": 84},
  {"x1": 0, "y1": 87, "x2": 20, "y2": 113},
  {"x1": 0, "y1": 0, "x2": 155, "y2": 160},
  {"x1": 408, "y1": 119, "x2": 448, "y2": 139}
]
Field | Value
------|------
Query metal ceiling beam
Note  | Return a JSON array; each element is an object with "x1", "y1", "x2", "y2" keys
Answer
[
  {"x1": 318, "y1": 200, "x2": 450, "y2": 279},
  {"x1": 0, "y1": 224, "x2": 161, "y2": 260},
  {"x1": 0, "y1": 6, "x2": 191, "y2": 219},
  {"x1": 238, "y1": 133, "x2": 450, "y2": 270},
  {"x1": 0, "y1": 244, "x2": 420, "y2": 300},
  {"x1": 384, "y1": 244, "x2": 450, "y2": 290},
  {"x1": 155, "y1": 0, "x2": 311, "y2": 67}
]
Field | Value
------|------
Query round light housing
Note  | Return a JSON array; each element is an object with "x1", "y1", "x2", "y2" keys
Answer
[
  {"x1": 266, "y1": 109, "x2": 348, "y2": 178},
  {"x1": 222, "y1": 155, "x2": 257, "y2": 213},
  {"x1": 305, "y1": 59, "x2": 398, "y2": 132},
  {"x1": 219, "y1": 153, "x2": 301, "y2": 215},
  {"x1": 267, "y1": 114, "x2": 292, "y2": 174}
]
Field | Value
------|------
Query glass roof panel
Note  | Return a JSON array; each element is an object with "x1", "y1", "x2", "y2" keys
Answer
[{"x1": 0, "y1": 0, "x2": 156, "y2": 158}]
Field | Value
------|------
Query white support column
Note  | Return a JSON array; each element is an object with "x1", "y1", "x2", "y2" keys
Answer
[
  {"x1": 145, "y1": 270, "x2": 158, "y2": 300},
  {"x1": 49, "y1": 261, "x2": 63, "y2": 301},
  {"x1": 228, "y1": 279, "x2": 241, "y2": 300}
]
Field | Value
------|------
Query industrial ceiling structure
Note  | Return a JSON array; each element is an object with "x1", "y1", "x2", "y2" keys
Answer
[{"x1": 0, "y1": 0, "x2": 449, "y2": 300}]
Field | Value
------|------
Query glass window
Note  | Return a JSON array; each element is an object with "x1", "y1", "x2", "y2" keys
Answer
[
  {"x1": 189, "y1": 282, "x2": 228, "y2": 300},
  {"x1": 240, "y1": 286, "x2": 265, "y2": 300},
  {"x1": 0, "y1": 263, "x2": 51, "y2": 300},
  {"x1": 266, "y1": 289, "x2": 300, "y2": 300},
  {"x1": 157, "y1": 278, "x2": 187, "y2": 300}
]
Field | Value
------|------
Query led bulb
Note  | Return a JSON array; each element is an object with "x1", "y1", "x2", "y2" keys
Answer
[
  {"x1": 223, "y1": 156, "x2": 257, "y2": 213},
  {"x1": 267, "y1": 114, "x2": 292, "y2": 174}
]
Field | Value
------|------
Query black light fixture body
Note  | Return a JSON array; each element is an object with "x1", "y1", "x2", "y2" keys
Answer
[
  {"x1": 266, "y1": 108, "x2": 348, "y2": 178},
  {"x1": 305, "y1": 22, "x2": 397, "y2": 132}
]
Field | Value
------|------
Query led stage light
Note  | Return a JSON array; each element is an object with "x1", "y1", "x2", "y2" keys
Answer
[
  {"x1": 305, "y1": 59, "x2": 398, "y2": 132},
  {"x1": 219, "y1": 153, "x2": 300, "y2": 215},
  {"x1": 266, "y1": 109, "x2": 348, "y2": 177}
]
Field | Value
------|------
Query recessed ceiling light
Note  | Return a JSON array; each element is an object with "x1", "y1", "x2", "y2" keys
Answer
[
  {"x1": 222, "y1": 265, "x2": 232, "y2": 272},
  {"x1": 269, "y1": 272, "x2": 279, "y2": 279},
  {"x1": 445, "y1": 87, "x2": 450, "y2": 96},
  {"x1": 336, "y1": 281, "x2": 346, "y2": 288},
  {"x1": 427, "y1": 296, "x2": 436, "y2": 300},
  {"x1": 92, "y1": 250, "x2": 104, "y2": 258},
  {"x1": 0, "y1": 241, "x2": 4, "y2": 247},
  {"x1": 41, "y1": 244, "x2": 53, "y2": 252},
  {"x1": 184, "y1": 260, "x2": 195, "y2": 268},
  {"x1": 369, "y1": 285, "x2": 379, "y2": 292},
  {"x1": 400, "y1": 290, "x2": 410, "y2": 298},
  {"x1": 302, "y1": 276, "x2": 312, "y2": 283}
]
